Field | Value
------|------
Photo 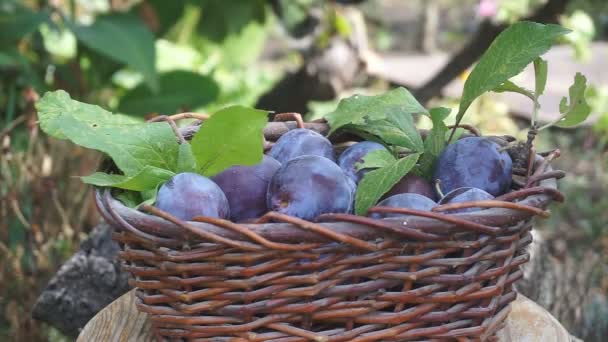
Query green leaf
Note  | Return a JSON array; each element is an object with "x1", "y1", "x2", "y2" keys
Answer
[
  {"x1": 197, "y1": 0, "x2": 266, "y2": 42},
  {"x1": 454, "y1": 22, "x2": 570, "y2": 131},
  {"x1": 177, "y1": 142, "x2": 198, "y2": 173},
  {"x1": 115, "y1": 191, "x2": 142, "y2": 208},
  {"x1": 355, "y1": 153, "x2": 420, "y2": 215},
  {"x1": 326, "y1": 87, "x2": 428, "y2": 134},
  {"x1": 118, "y1": 70, "x2": 219, "y2": 116},
  {"x1": 36, "y1": 90, "x2": 179, "y2": 175},
  {"x1": 355, "y1": 149, "x2": 395, "y2": 171},
  {"x1": 492, "y1": 80, "x2": 535, "y2": 101},
  {"x1": 325, "y1": 88, "x2": 426, "y2": 151},
  {"x1": 70, "y1": 13, "x2": 159, "y2": 92},
  {"x1": 534, "y1": 57, "x2": 548, "y2": 97},
  {"x1": 141, "y1": 187, "x2": 160, "y2": 206},
  {"x1": 555, "y1": 72, "x2": 591, "y2": 127},
  {"x1": 139, "y1": 0, "x2": 188, "y2": 36},
  {"x1": 345, "y1": 113, "x2": 424, "y2": 151},
  {"x1": 191, "y1": 105, "x2": 267, "y2": 176},
  {"x1": 0, "y1": 5, "x2": 50, "y2": 43},
  {"x1": 81, "y1": 166, "x2": 175, "y2": 191},
  {"x1": 418, "y1": 107, "x2": 450, "y2": 178}
]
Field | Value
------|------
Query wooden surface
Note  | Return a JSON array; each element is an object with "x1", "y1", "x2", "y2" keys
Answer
[
  {"x1": 77, "y1": 290, "x2": 577, "y2": 342},
  {"x1": 77, "y1": 290, "x2": 153, "y2": 342}
]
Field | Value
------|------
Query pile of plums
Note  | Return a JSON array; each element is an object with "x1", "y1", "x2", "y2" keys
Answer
[{"x1": 155, "y1": 128, "x2": 513, "y2": 222}]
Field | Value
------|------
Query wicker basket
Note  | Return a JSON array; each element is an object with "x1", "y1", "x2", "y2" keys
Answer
[{"x1": 95, "y1": 121, "x2": 564, "y2": 341}]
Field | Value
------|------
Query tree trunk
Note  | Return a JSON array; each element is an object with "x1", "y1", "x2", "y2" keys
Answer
[{"x1": 32, "y1": 223, "x2": 129, "y2": 338}]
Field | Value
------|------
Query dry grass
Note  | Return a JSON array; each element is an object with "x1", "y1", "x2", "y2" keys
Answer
[{"x1": 1, "y1": 107, "x2": 102, "y2": 341}]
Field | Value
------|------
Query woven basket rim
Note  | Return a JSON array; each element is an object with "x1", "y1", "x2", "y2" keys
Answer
[
  {"x1": 95, "y1": 159, "x2": 557, "y2": 245},
  {"x1": 95, "y1": 121, "x2": 561, "y2": 244}
]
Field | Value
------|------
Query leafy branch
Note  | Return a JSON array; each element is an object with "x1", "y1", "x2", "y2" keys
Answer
[
  {"x1": 36, "y1": 90, "x2": 267, "y2": 206},
  {"x1": 325, "y1": 21, "x2": 589, "y2": 215}
]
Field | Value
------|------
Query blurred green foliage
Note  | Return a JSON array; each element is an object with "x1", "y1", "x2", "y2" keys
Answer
[
  {"x1": 0, "y1": 1, "x2": 285, "y2": 340},
  {"x1": 0, "y1": 0, "x2": 281, "y2": 120}
]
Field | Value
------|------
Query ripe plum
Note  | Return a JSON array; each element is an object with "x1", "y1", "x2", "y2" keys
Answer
[
  {"x1": 438, "y1": 187, "x2": 494, "y2": 213},
  {"x1": 338, "y1": 141, "x2": 386, "y2": 183},
  {"x1": 269, "y1": 128, "x2": 335, "y2": 163},
  {"x1": 382, "y1": 174, "x2": 436, "y2": 201},
  {"x1": 155, "y1": 172, "x2": 229, "y2": 220},
  {"x1": 267, "y1": 155, "x2": 354, "y2": 220},
  {"x1": 433, "y1": 137, "x2": 512, "y2": 197},
  {"x1": 370, "y1": 193, "x2": 436, "y2": 218},
  {"x1": 212, "y1": 155, "x2": 281, "y2": 221}
]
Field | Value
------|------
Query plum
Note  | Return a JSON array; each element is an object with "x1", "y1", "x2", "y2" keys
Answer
[
  {"x1": 269, "y1": 128, "x2": 335, "y2": 163},
  {"x1": 267, "y1": 155, "x2": 354, "y2": 220},
  {"x1": 438, "y1": 187, "x2": 494, "y2": 213},
  {"x1": 433, "y1": 137, "x2": 512, "y2": 197},
  {"x1": 338, "y1": 141, "x2": 386, "y2": 183},
  {"x1": 155, "y1": 172, "x2": 229, "y2": 220},
  {"x1": 382, "y1": 173, "x2": 436, "y2": 201},
  {"x1": 212, "y1": 155, "x2": 281, "y2": 221},
  {"x1": 370, "y1": 193, "x2": 437, "y2": 218}
]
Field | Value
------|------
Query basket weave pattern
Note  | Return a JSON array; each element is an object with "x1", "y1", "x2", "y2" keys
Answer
[{"x1": 96, "y1": 124, "x2": 563, "y2": 341}]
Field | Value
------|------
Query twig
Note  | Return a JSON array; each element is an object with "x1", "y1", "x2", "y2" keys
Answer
[
  {"x1": 148, "y1": 115, "x2": 186, "y2": 144},
  {"x1": 273, "y1": 113, "x2": 305, "y2": 129},
  {"x1": 158, "y1": 112, "x2": 210, "y2": 122},
  {"x1": 0, "y1": 115, "x2": 27, "y2": 140},
  {"x1": 432, "y1": 200, "x2": 550, "y2": 218},
  {"x1": 411, "y1": 0, "x2": 569, "y2": 104},
  {"x1": 447, "y1": 124, "x2": 481, "y2": 137},
  {"x1": 9, "y1": 197, "x2": 31, "y2": 230}
]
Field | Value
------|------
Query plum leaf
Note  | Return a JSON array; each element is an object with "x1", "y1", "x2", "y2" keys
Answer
[
  {"x1": 355, "y1": 153, "x2": 420, "y2": 215},
  {"x1": 492, "y1": 80, "x2": 535, "y2": 100},
  {"x1": 191, "y1": 105, "x2": 267, "y2": 177},
  {"x1": 325, "y1": 87, "x2": 426, "y2": 151},
  {"x1": 453, "y1": 22, "x2": 570, "y2": 137},
  {"x1": 555, "y1": 72, "x2": 591, "y2": 127},
  {"x1": 418, "y1": 107, "x2": 450, "y2": 178},
  {"x1": 177, "y1": 142, "x2": 198, "y2": 173},
  {"x1": 36, "y1": 90, "x2": 179, "y2": 176},
  {"x1": 534, "y1": 57, "x2": 548, "y2": 97},
  {"x1": 81, "y1": 166, "x2": 175, "y2": 191},
  {"x1": 356, "y1": 149, "x2": 396, "y2": 171}
]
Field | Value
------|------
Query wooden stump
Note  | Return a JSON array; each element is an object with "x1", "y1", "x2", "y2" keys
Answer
[
  {"x1": 76, "y1": 290, "x2": 153, "y2": 342},
  {"x1": 78, "y1": 290, "x2": 578, "y2": 341}
]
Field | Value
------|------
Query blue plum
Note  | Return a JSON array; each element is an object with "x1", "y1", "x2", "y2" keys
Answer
[
  {"x1": 267, "y1": 155, "x2": 354, "y2": 220},
  {"x1": 212, "y1": 155, "x2": 281, "y2": 222},
  {"x1": 155, "y1": 172, "x2": 229, "y2": 220},
  {"x1": 370, "y1": 193, "x2": 437, "y2": 218},
  {"x1": 433, "y1": 137, "x2": 512, "y2": 197},
  {"x1": 438, "y1": 187, "x2": 494, "y2": 213},
  {"x1": 338, "y1": 141, "x2": 386, "y2": 183},
  {"x1": 382, "y1": 174, "x2": 436, "y2": 201},
  {"x1": 269, "y1": 128, "x2": 335, "y2": 163}
]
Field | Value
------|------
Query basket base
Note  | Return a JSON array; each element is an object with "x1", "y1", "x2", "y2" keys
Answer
[{"x1": 77, "y1": 290, "x2": 575, "y2": 342}]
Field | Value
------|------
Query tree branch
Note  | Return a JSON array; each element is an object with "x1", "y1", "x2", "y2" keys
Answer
[{"x1": 412, "y1": 0, "x2": 570, "y2": 104}]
